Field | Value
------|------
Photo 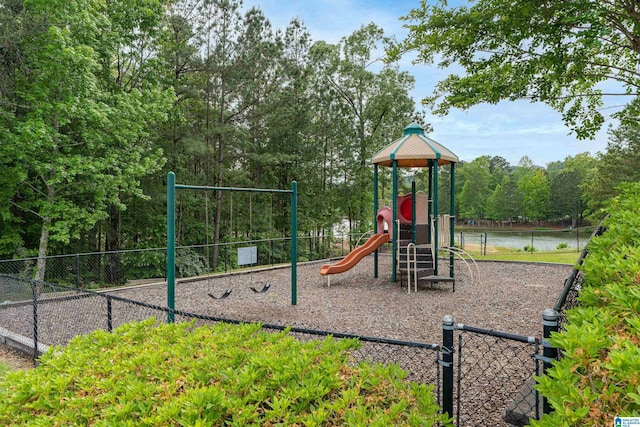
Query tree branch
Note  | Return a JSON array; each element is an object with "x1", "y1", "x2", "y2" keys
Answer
[
  {"x1": 9, "y1": 200, "x2": 43, "y2": 219},
  {"x1": 326, "y1": 75, "x2": 360, "y2": 120}
]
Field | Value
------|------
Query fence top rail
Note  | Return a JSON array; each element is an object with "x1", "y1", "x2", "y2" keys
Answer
[
  {"x1": 455, "y1": 323, "x2": 537, "y2": 344},
  {"x1": 0, "y1": 235, "x2": 339, "y2": 264},
  {"x1": 178, "y1": 238, "x2": 291, "y2": 250},
  {"x1": 553, "y1": 222, "x2": 607, "y2": 311},
  {"x1": 458, "y1": 226, "x2": 596, "y2": 235},
  {"x1": 0, "y1": 246, "x2": 170, "y2": 263}
]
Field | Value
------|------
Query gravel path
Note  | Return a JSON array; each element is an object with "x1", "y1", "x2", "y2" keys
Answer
[{"x1": 0, "y1": 344, "x2": 33, "y2": 370}]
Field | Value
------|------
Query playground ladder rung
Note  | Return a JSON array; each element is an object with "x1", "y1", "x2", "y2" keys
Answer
[{"x1": 398, "y1": 267, "x2": 433, "y2": 273}]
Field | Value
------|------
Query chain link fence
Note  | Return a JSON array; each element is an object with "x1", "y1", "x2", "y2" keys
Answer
[
  {"x1": 0, "y1": 235, "x2": 357, "y2": 290},
  {"x1": 0, "y1": 227, "x2": 597, "y2": 289},
  {"x1": 452, "y1": 325, "x2": 540, "y2": 427},
  {"x1": 2, "y1": 222, "x2": 605, "y2": 427},
  {"x1": 1, "y1": 272, "x2": 560, "y2": 426},
  {"x1": 458, "y1": 226, "x2": 596, "y2": 255},
  {"x1": 553, "y1": 223, "x2": 606, "y2": 329},
  {"x1": 0, "y1": 274, "x2": 442, "y2": 388}
]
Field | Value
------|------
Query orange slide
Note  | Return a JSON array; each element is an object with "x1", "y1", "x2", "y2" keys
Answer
[{"x1": 320, "y1": 233, "x2": 390, "y2": 275}]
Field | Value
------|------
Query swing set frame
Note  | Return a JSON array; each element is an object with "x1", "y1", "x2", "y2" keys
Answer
[{"x1": 166, "y1": 171, "x2": 298, "y2": 323}]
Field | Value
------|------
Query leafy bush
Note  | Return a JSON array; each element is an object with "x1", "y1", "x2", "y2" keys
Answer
[
  {"x1": 0, "y1": 319, "x2": 450, "y2": 426},
  {"x1": 0, "y1": 362, "x2": 10, "y2": 382},
  {"x1": 176, "y1": 248, "x2": 209, "y2": 278},
  {"x1": 556, "y1": 242, "x2": 568, "y2": 250},
  {"x1": 533, "y1": 183, "x2": 640, "y2": 426},
  {"x1": 524, "y1": 244, "x2": 537, "y2": 252},
  {"x1": 120, "y1": 249, "x2": 166, "y2": 282}
]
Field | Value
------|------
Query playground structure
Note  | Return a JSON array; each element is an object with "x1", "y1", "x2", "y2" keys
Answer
[
  {"x1": 166, "y1": 172, "x2": 298, "y2": 322},
  {"x1": 321, "y1": 123, "x2": 465, "y2": 291}
]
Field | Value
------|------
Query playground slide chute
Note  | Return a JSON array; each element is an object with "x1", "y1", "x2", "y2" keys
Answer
[{"x1": 320, "y1": 233, "x2": 390, "y2": 275}]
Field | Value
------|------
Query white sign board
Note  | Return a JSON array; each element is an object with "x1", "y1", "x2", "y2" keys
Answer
[
  {"x1": 616, "y1": 418, "x2": 640, "y2": 427},
  {"x1": 238, "y1": 246, "x2": 257, "y2": 266}
]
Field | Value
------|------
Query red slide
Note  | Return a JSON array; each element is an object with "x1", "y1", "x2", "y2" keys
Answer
[{"x1": 320, "y1": 233, "x2": 390, "y2": 275}]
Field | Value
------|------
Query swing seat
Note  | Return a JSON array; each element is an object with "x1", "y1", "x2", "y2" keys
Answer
[
  {"x1": 250, "y1": 283, "x2": 271, "y2": 293},
  {"x1": 208, "y1": 289, "x2": 232, "y2": 300}
]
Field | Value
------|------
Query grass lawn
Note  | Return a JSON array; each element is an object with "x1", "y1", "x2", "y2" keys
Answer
[{"x1": 473, "y1": 250, "x2": 580, "y2": 265}]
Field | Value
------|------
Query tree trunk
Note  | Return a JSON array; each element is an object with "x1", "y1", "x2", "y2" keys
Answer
[
  {"x1": 34, "y1": 215, "x2": 51, "y2": 282},
  {"x1": 212, "y1": 130, "x2": 225, "y2": 271},
  {"x1": 213, "y1": 179, "x2": 223, "y2": 271},
  {"x1": 104, "y1": 204, "x2": 122, "y2": 284}
]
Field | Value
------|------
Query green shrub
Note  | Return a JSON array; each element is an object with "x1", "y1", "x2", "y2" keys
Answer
[
  {"x1": 176, "y1": 248, "x2": 209, "y2": 278},
  {"x1": 533, "y1": 183, "x2": 640, "y2": 426},
  {"x1": 556, "y1": 242, "x2": 568, "y2": 250},
  {"x1": 0, "y1": 362, "x2": 10, "y2": 382},
  {"x1": 524, "y1": 244, "x2": 537, "y2": 252},
  {"x1": 0, "y1": 319, "x2": 451, "y2": 426}
]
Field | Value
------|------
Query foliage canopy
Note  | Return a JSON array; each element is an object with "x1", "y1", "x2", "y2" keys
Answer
[{"x1": 391, "y1": 0, "x2": 640, "y2": 139}]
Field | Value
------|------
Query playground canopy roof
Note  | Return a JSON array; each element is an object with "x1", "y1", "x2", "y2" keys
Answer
[{"x1": 371, "y1": 123, "x2": 459, "y2": 168}]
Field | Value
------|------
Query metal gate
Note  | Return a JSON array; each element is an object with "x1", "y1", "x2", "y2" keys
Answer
[{"x1": 442, "y1": 317, "x2": 543, "y2": 427}]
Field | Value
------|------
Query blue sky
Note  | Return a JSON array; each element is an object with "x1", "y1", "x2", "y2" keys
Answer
[{"x1": 242, "y1": 0, "x2": 619, "y2": 167}]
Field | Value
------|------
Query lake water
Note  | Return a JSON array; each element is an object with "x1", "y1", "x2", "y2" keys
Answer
[{"x1": 458, "y1": 228, "x2": 595, "y2": 252}]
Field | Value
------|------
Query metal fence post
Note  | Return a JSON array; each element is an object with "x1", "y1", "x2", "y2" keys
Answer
[
  {"x1": 531, "y1": 230, "x2": 535, "y2": 252},
  {"x1": 542, "y1": 309, "x2": 559, "y2": 415},
  {"x1": 442, "y1": 315, "x2": 455, "y2": 418},
  {"x1": 164, "y1": 249, "x2": 167, "y2": 281},
  {"x1": 483, "y1": 232, "x2": 488, "y2": 256},
  {"x1": 291, "y1": 180, "x2": 297, "y2": 306},
  {"x1": 75, "y1": 254, "x2": 80, "y2": 288},
  {"x1": 107, "y1": 296, "x2": 113, "y2": 332},
  {"x1": 167, "y1": 171, "x2": 176, "y2": 323}
]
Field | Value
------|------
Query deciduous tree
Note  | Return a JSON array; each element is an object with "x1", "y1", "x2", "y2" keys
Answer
[
  {"x1": 458, "y1": 156, "x2": 491, "y2": 222},
  {"x1": 391, "y1": 0, "x2": 640, "y2": 139},
  {"x1": 550, "y1": 153, "x2": 596, "y2": 227},
  {"x1": 584, "y1": 122, "x2": 640, "y2": 218},
  {"x1": 0, "y1": 0, "x2": 171, "y2": 279},
  {"x1": 312, "y1": 23, "x2": 417, "y2": 236},
  {"x1": 519, "y1": 169, "x2": 551, "y2": 222},
  {"x1": 485, "y1": 175, "x2": 520, "y2": 224}
]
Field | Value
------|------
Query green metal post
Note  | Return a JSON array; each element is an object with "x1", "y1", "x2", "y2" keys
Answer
[
  {"x1": 433, "y1": 162, "x2": 439, "y2": 276},
  {"x1": 411, "y1": 180, "x2": 416, "y2": 244},
  {"x1": 442, "y1": 315, "x2": 455, "y2": 418},
  {"x1": 166, "y1": 172, "x2": 176, "y2": 323},
  {"x1": 428, "y1": 161, "x2": 433, "y2": 244},
  {"x1": 373, "y1": 165, "x2": 379, "y2": 278},
  {"x1": 449, "y1": 163, "x2": 456, "y2": 278},
  {"x1": 392, "y1": 160, "x2": 398, "y2": 282},
  {"x1": 542, "y1": 309, "x2": 559, "y2": 415},
  {"x1": 291, "y1": 181, "x2": 297, "y2": 305}
]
